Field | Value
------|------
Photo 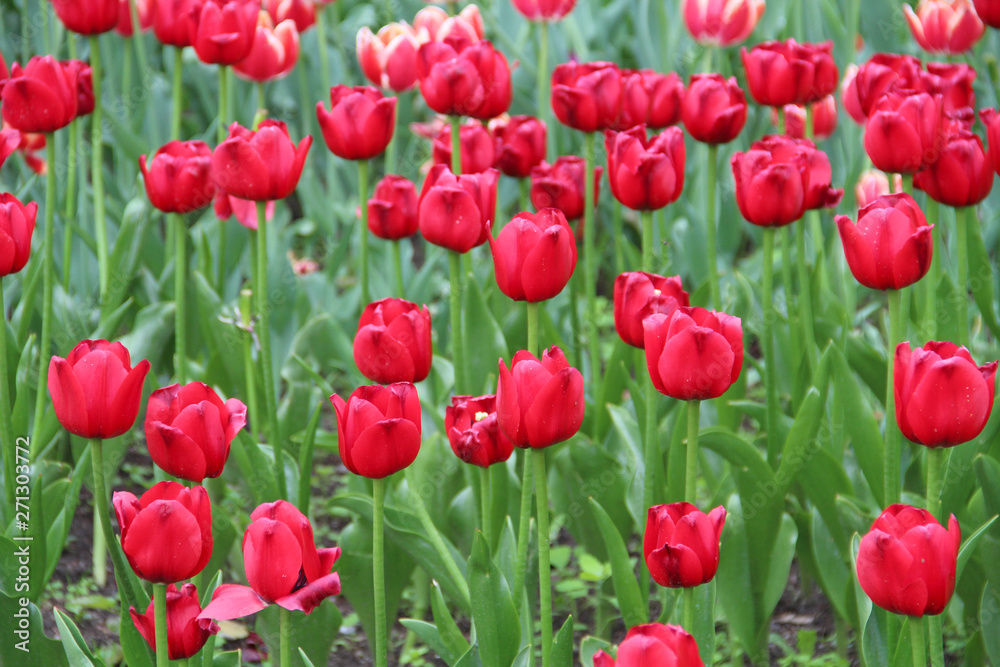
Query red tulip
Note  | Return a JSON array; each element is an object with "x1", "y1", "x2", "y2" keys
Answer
[
  {"x1": 593, "y1": 623, "x2": 704, "y2": 667},
  {"x1": 116, "y1": 0, "x2": 155, "y2": 36},
  {"x1": 496, "y1": 346, "x2": 584, "y2": 449},
  {"x1": 330, "y1": 383, "x2": 422, "y2": 479},
  {"x1": 140, "y1": 140, "x2": 216, "y2": 214},
  {"x1": 0, "y1": 56, "x2": 79, "y2": 133},
  {"x1": 48, "y1": 339, "x2": 150, "y2": 439},
  {"x1": 776, "y1": 94, "x2": 838, "y2": 141},
  {"x1": 643, "y1": 307, "x2": 743, "y2": 401},
  {"x1": 904, "y1": 0, "x2": 984, "y2": 54},
  {"x1": 214, "y1": 192, "x2": 274, "y2": 230},
  {"x1": 550, "y1": 61, "x2": 622, "y2": 133},
  {"x1": 920, "y1": 63, "x2": 976, "y2": 113},
  {"x1": 511, "y1": 0, "x2": 576, "y2": 22},
  {"x1": 233, "y1": 13, "x2": 299, "y2": 82},
  {"x1": 211, "y1": 120, "x2": 311, "y2": 201},
  {"x1": 144, "y1": 382, "x2": 248, "y2": 482},
  {"x1": 856, "y1": 504, "x2": 960, "y2": 617},
  {"x1": 491, "y1": 115, "x2": 547, "y2": 178},
  {"x1": 683, "y1": 0, "x2": 765, "y2": 46},
  {"x1": 752, "y1": 135, "x2": 843, "y2": 210},
  {"x1": 152, "y1": 0, "x2": 201, "y2": 47},
  {"x1": 131, "y1": 584, "x2": 220, "y2": 660},
  {"x1": 613, "y1": 272, "x2": 689, "y2": 349},
  {"x1": 864, "y1": 89, "x2": 944, "y2": 174},
  {"x1": 530, "y1": 156, "x2": 602, "y2": 221},
  {"x1": 0, "y1": 194, "x2": 37, "y2": 277},
  {"x1": 445, "y1": 394, "x2": 515, "y2": 467},
  {"x1": 605, "y1": 125, "x2": 685, "y2": 211},
  {"x1": 488, "y1": 209, "x2": 577, "y2": 302},
  {"x1": 353, "y1": 298, "x2": 433, "y2": 384},
  {"x1": 199, "y1": 501, "x2": 341, "y2": 618},
  {"x1": 644, "y1": 503, "x2": 726, "y2": 588},
  {"x1": 914, "y1": 127, "x2": 993, "y2": 207},
  {"x1": 681, "y1": 73, "x2": 747, "y2": 145},
  {"x1": 113, "y1": 481, "x2": 213, "y2": 583},
  {"x1": 855, "y1": 169, "x2": 902, "y2": 208},
  {"x1": 731, "y1": 135, "x2": 811, "y2": 227},
  {"x1": 894, "y1": 342, "x2": 997, "y2": 448},
  {"x1": 413, "y1": 5, "x2": 484, "y2": 49},
  {"x1": 432, "y1": 121, "x2": 496, "y2": 174},
  {"x1": 741, "y1": 39, "x2": 839, "y2": 107},
  {"x1": 64, "y1": 59, "x2": 94, "y2": 118},
  {"x1": 418, "y1": 164, "x2": 499, "y2": 253},
  {"x1": 416, "y1": 40, "x2": 512, "y2": 120},
  {"x1": 843, "y1": 53, "x2": 924, "y2": 122},
  {"x1": 356, "y1": 23, "x2": 420, "y2": 92},
  {"x1": 368, "y1": 175, "x2": 419, "y2": 240},
  {"x1": 982, "y1": 108, "x2": 1000, "y2": 176},
  {"x1": 835, "y1": 193, "x2": 933, "y2": 291},
  {"x1": 618, "y1": 69, "x2": 684, "y2": 130},
  {"x1": 974, "y1": 0, "x2": 1000, "y2": 27},
  {"x1": 51, "y1": 0, "x2": 119, "y2": 34},
  {"x1": 2, "y1": 124, "x2": 46, "y2": 174},
  {"x1": 0, "y1": 128, "x2": 20, "y2": 171},
  {"x1": 316, "y1": 85, "x2": 396, "y2": 161},
  {"x1": 265, "y1": 0, "x2": 315, "y2": 32},
  {"x1": 190, "y1": 0, "x2": 262, "y2": 66}
]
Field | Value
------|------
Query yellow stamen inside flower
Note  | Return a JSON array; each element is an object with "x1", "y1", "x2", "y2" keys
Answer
[{"x1": 474, "y1": 411, "x2": 489, "y2": 422}]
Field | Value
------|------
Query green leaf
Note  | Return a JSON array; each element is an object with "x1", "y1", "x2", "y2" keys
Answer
[
  {"x1": 430, "y1": 580, "x2": 470, "y2": 663},
  {"x1": 605, "y1": 404, "x2": 645, "y2": 531},
  {"x1": 810, "y1": 508, "x2": 852, "y2": 625},
  {"x1": 763, "y1": 514, "x2": 798, "y2": 620},
  {"x1": 467, "y1": 532, "x2": 520, "y2": 667},
  {"x1": 686, "y1": 579, "x2": 717, "y2": 666},
  {"x1": 957, "y1": 516, "x2": 998, "y2": 583},
  {"x1": 830, "y1": 346, "x2": 885, "y2": 506},
  {"x1": 45, "y1": 453, "x2": 91, "y2": 586},
  {"x1": 401, "y1": 620, "x2": 454, "y2": 665},
  {"x1": 454, "y1": 645, "x2": 484, "y2": 667},
  {"x1": 579, "y1": 636, "x2": 615, "y2": 667},
  {"x1": 296, "y1": 649, "x2": 314, "y2": 667},
  {"x1": 551, "y1": 615, "x2": 574, "y2": 667},
  {"x1": 775, "y1": 387, "x2": 825, "y2": 501},
  {"x1": 462, "y1": 275, "x2": 509, "y2": 396},
  {"x1": 54, "y1": 608, "x2": 104, "y2": 667},
  {"x1": 212, "y1": 651, "x2": 242, "y2": 667},
  {"x1": 716, "y1": 496, "x2": 760, "y2": 660},
  {"x1": 587, "y1": 498, "x2": 646, "y2": 628},
  {"x1": 0, "y1": 596, "x2": 68, "y2": 667},
  {"x1": 966, "y1": 214, "x2": 1000, "y2": 339},
  {"x1": 983, "y1": 580, "x2": 1000, "y2": 666}
]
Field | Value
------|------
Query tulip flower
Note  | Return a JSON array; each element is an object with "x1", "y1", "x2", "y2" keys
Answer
[
  {"x1": 593, "y1": 623, "x2": 704, "y2": 667},
  {"x1": 683, "y1": 0, "x2": 765, "y2": 46},
  {"x1": 65, "y1": 59, "x2": 95, "y2": 118},
  {"x1": 864, "y1": 89, "x2": 944, "y2": 175},
  {"x1": 843, "y1": 53, "x2": 924, "y2": 122},
  {"x1": 914, "y1": 128, "x2": 993, "y2": 207},
  {"x1": 368, "y1": 175, "x2": 419, "y2": 240},
  {"x1": 776, "y1": 95, "x2": 838, "y2": 141},
  {"x1": 356, "y1": 22, "x2": 421, "y2": 92},
  {"x1": 265, "y1": 0, "x2": 315, "y2": 32},
  {"x1": 199, "y1": 501, "x2": 342, "y2": 618},
  {"x1": 330, "y1": 383, "x2": 422, "y2": 479},
  {"x1": 116, "y1": 0, "x2": 154, "y2": 36},
  {"x1": 835, "y1": 193, "x2": 933, "y2": 291},
  {"x1": 113, "y1": 481, "x2": 213, "y2": 583},
  {"x1": 894, "y1": 342, "x2": 997, "y2": 448},
  {"x1": 491, "y1": 115, "x2": 547, "y2": 178},
  {"x1": 50, "y1": 0, "x2": 119, "y2": 34},
  {"x1": 618, "y1": 70, "x2": 685, "y2": 130},
  {"x1": 644, "y1": 503, "x2": 726, "y2": 588},
  {"x1": 191, "y1": 0, "x2": 262, "y2": 66},
  {"x1": 741, "y1": 39, "x2": 839, "y2": 107},
  {"x1": 856, "y1": 504, "x2": 960, "y2": 617},
  {"x1": 605, "y1": 125, "x2": 685, "y2": 211},
  {"x1": 131, "y1": 584, "x2": 220, "y2": 659},
  {"x1": 904, "y1": 0, "x2": 984, "y2": 54},
  {"x1": 211, "y1": 120, "x2": 311, "y2": 201},
  {"x1": 0, "y1": 128, "x2": 20, "y2": 171},
  {"x1": 731, "y1": 135, "x2": 812, "y2": 227},
  {"x1": 921, "y1": 63, "x2": 976, "y2": 113},
  {"x1": 416, "y1": 40, "x2": 512, "y2": 120},
  {"x1": 613, "y1": 272, "x2": 689, "y2": 349},
  {"x1": 681, "y1": 73, "x2": 748, "y2": 145},
  {"x1": 5, "y1": 126, "x2": 46, "y2": 175},
  {"x1": 432, "y1": 121, "x2": 496, "y2": 174},
  {"x1": 488, "y1": 209, "x2": 577, "y2": 302},
  {"x1": 0, "y1": 194, "x2": 37, "y2": 277},
  {"x1": 982, "y1": 108, "x2": 1000, "y2": 176},
  {"x1": 233, "y1": 13, "x2": 299, "y2": 82},
  {"x1": 530, "y1": 156, "x2": 602, "y2": 221},
  {"x1": 414, "y1": 5, "x2": 484, "y2": 48},
  {"x1": 418, "y1": 164, "x2": 499, "y2": 253},
  {"x1": 974, "y1": 0, "x2": 1000, "y2": 27},
  {"x1": 550, "y1": 61, "x2": 623, "y2": 132},
  {"x1": 0, "y1": 56, "x2": 79, "y2": 133},
  {"x1": 139, "y1": 140, "x2": 216, "y2": 214},
  {"x1": 753, "y1": 135, "x2": 843, "y2": 210},
  {"x1": 855, "y1": 169, "x2": 902, "y2": 208},
  {"x1": 512, "y1": 0, "x2": 576, "y2": 22},
  {"x1": 144, "y1": 382, "x2": 248, "y2": 482},
  {"x1": 445, "y1": 394, "x2": 515, "y2": 467},
  {"x1": 643, "y1": 307, "x2": 743, "y2": 401},
  {"x1": 152, "y1": 0, "x2": 200, "y2": 46},
  {"x1": 316, "y1": 85, "x2": 397, "y2": 161},
  {"x1": 353, "y1": 298, "x2": 433, "y2": 384},
  {"x1": 48, "y1": 339, "x2": 150, "y2": 440},
  {"x1": 496, "y1": 346, "x2": 584, "y2": 449}
]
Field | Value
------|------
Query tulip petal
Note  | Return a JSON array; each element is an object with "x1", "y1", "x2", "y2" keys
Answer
[
  {"x1": 244, "y1": 518, "x2": 303, "y2": 603},
  {"x1": 274, "y1": 572, "x2": 342, "y2": 614},
  {"x1": 199, "y1": 584, "x2": 271, "y2": 621},
  {"x1": 122, "y1": 499, "x2": 204, "y2": 583}
]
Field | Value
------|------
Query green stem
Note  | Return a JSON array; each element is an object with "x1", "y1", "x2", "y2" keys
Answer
[
  {"x1": 534, "y1": 448, "x2": 553, "y2": 667},
  {"x1": 121, "y1": 38, "x2": 132, "y2": 110},
  {"x1": 924, "y1": 199, "x2": 941, "y2": 339},
  {"x1": 62, "y1": 119, "x2": 78, "y2": 291},
  {"x1": 527, "y1": 301, "x2": 540, "y2": 355},
  {"x1": 450, "y1": 116, "x2": 462, "y2": 175},
  {"x1": 315, "y1": 6, "x2": 332, "y2": 101},
  {"x1": 153, "y1": 583, "x2": 169, "y2": 667},
  {"x1": 583, "y1": 133, "x2": 599, "y2": 385},
  {"x1": 256, "y1": 82, "x2": 266, "y2": 126},
  {"x1": 927, "y1": 448, "x2": 945, "y2": 522},
  {"x1": 536, "y1": 22, "x2": 550, "y2": 159},
  {"x1": 256, "y1": 201, "x2": 286, "y2": 499},
  {"x1": 89, "y1": 439, "x2": 139, "y2": 609},
  {"x1": 373, "y1": 477, "x2": 387, "y2": 667},
  {"x1": 126, "y1": 0, "x2": 149, "y2": 79},
  {"x1": 449, "y1": 252, "x2": 466, "y2": 392},
  {"x1": 392, "y1": 241, "x2": 405, "y2": 297},
  {"x1": 240, "y1": 288, "x2": 260, "y2": 442},
  {"x1": 173, "y1": 214, "x2": 187, "y2": 383},
  {"x1": 641, "y1": 210, "x2": 654, "y2": 272},
  {"x1": 910, "y1": 616, "x2": 927, "y2": 667},
  {"x1": 705, "y1": 145, "x2": 720, "y2": 309},
  {"x1": 613, "y1": 199, "x2": 624, "y2": 276},
  {"x1": 761, "y1": 229, "x2": 780, "y2": 467},
  {"x1": 640, "y1": 373, "x2": 659, "y2": 607},
  {"x1": 955, "y1": 207, "x2": 969, "y2": 346},
  {"x1": 171, "y1": 47, "x2": 183, "y2": 139},
  {"x1": 513, "y1": 449, "x2": 535, "y2": 598},
  {"x1": 683, "y1": 587, "x2": 695, "y2": 643},
  {"x1": 780, "y1": 228, "x2": 796, "y2": 364},
  {"x1": 885, "y1": 289, "x2": 903, "y2": 505},
  {"x1": 30, "y1": 135, "x2": 57, "y2": 454},
  {"x1": 479, "y1": 466, "x2": 491, "y2": 549},
  {"x1": 928, "y1": 615, "x2": 944, "y2": 667},
  {"x1": 216, "y1": 66, "x2": 230, "y2": 293},
  {"x1": 520, "y1": 178, "x2": 531, "y2": 213},
  {"x1": 280, "y1": 607, "x2": 292, "y2": 667},
  {"x1": 798, "y1": 214, "x2": 818, "y2": 373},
  {"x1": 0, "y1": 283, "x2": 14, "y2": 509},
  {"x1": 686, "y1": 400, "x2": 700, "y2": 503},
  {"x1": 901, "y1": 173, "x2": 914, "y2": 197},
  {"x1": 359, "y1": 160, "x2": 371, "y2": 305},
  {"x1": 89, "y1": 37, "x2": 109, "y2": 302}
]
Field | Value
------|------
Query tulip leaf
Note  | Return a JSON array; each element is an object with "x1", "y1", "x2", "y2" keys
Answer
[
  {"x1": 715, "y1": 495, "x2": 763, "y2": 661},
  {"x1": 762, "y1": 513, "x2": 798, "y2": 627},
  {"x1": 461, "y1": 275, "x2": 509, "y2": 397},
  {"x1": 799, "y1": 446, "x2": 853, "y2": 556},
  {"x1": 54, "y1": 608, "x2": 105, "y2": 667},
  {"x1": 211, "y1": 651, "x2": 242, "y2": 667},
  {"x1": 957, "y1": 515, "x2": 998, "y2": 584},
  {"x1": 775, "y1": 387, "x2": 825, "y2": 500},
  {"x1": 830, "y1": 345, "x2": 885, "y2": 506},
  {"x1": 400, "y1": 620, "x2": 456, "y2": 665},
  {"x1": 943, "y1": 412, "x2": 1000, "y2": 517},
  {"x1": 579, "y1": 636, "x2": 615, "y2": 666},
  {"x1": 605, "y1": 403, "x2": 645, "y2": 530},
  {"x1": 587, "y1": 497, "x2": 646, "y2": 629},
  {"x1": 467, "y1": 532, "x2": 520, "y2": 667},
  {"x1": 118, "y1": 593, "x2": 155, "y2": 667},
  {"x1": 982, "y1": 581, "x2": 1000, "y2": 666},
  {"x1": 101, "y1": 197, "x2": 149, "y2": 323},
  {"x1": 430, "y1": 579, "x2": 470, "y2": 662},
  {"x1": 45, "y1": 452, "x2": 91, "y2": 586},
  {"x1": 810, "y1": 508, "x2": 853, "y2": 626},
  {"x1": 965, "y1": 215, "x2": 1000, "y2": 340},
  {"x1": 453, "y1": 644, "x2": 483, "y2": 667},
  {"x1": 0, "y1": 595, "x2": 68, "y2": 667},
  {"x1": 686, "y1": 579, "x2": 717, "y2": 666},
  {"x1": 296, "y1": 649, "x2": 314, "y2": 667},
  {"x1": 551, "y1": 615, "x2": 574, "y2": 667},
  {"x1": 511, "y1": 645, "x2": 531, "y2": 667}
]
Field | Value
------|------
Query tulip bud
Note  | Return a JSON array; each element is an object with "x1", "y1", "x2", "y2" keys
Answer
[
  {"x1": 330, "y1": 383, "x2": 422, "y2": 479},
  {"x1": 316, "y1": 85, "x2": 396, "y2": 161},
  {"x1": 265, "y1": 0, "x2": 315, "y2": 32},
  {"x1": 356, "y1": 23, "x2": 420, "y2": 92},
  {"x1": 844, "y1": 53, "x2": 924, "y2": 122},
  {"x1": 368, "y1": 175, "x2": 419, "y2": 240},
  {"x1": 864, "y1": 89, "x2": 944, "y2": 175},
  {"x1": 593, "y1": 623, "x2": 704, "y2": 667},
  {"x1": 904, "y1": 0, "x2": 984, "y2": 54},
  {"x1": 130, "y1": 584, "x2": 220, "y2": 660},
  {"x1": 741, "y1": 39, "x2": 839, "y2": 107},
  {"x1": 550, "y1": 61, "x2": 623, "y2": 133},
  {"x1": 681, "y1": 74, "x2": 748, "y2": 145},
  {"x1": 776, "y1": 95, "x2": 838, "y2": 141},
  {"x1": 613, "y1": 272, "x2": 690, "y2": 349},
  {"x1": 644, "y1": 503, "x2": 726, "y2": 588},
  {"x1": 445, "y1": 394, "x2": 515, "y2": 467},
  {"x1": 511, "y1": 0, "x2": 577, "y2": 22},
  {"x1": 353, "y1": 298, "x2": 433, "y2": 384},
  {"x1": 921, "y1": 63, "x2": 976, "y2": 113},
  {"x1": 416, "y1": 40, "x2": 512, "y2": 120},
  {"x1": 914, "y1": 128, "x2": 993, "y2": 207},
  {"x1": 683, "y1": 0, "x2": 765, "y2": 47},
  {"x1": 152, "y1": 0, "x2": 201, "y2": 47},
  {"x1": 488, "y1": 209, "x2": 577, "y2": 302},
  {"x1": 752, "y1": 135, "x2": 843, "y2": 210},
  {"x1": 191, "y1": 0, "x2": 262, "y2": 65},
  {"x1": 233, "y1": 13, "x2": 300, "y2": 82},
  {"x1": 1, "y1": 56, "x2": 79, "y2": 133},
  {"x1": 418, "y1": 164, "x2": 499, "y2": 253},
  {"x1": 731, "y1": 135, "x2": 812, "y2": 227},
  {"x1": 836, "y1": 193, "x2": 933, "y2": 291},
  {"x1": 113, "y1": 481, "x2": 213, "y2": 583},
  {"x1": 496, "y1": 346, "x2": 584, "y2": 449},
  {"x1": 605, "y1": 125, "x2": 685, "y2": 211},
  {"x1": 491, "y1": 115, "x2": 547, "y2": 178},
  {"x1": 894, "y1": 341, "x2": 997, "y2": 448},
  {"x1": 65, "y1": 59, "x2": 95, "y2": 118},
  {"x1": 618, "y1": 70, "x2": 685, "y2": 130},
  {"x1": 140, "y1": 140, "x2": 216, "y2": 214},
  {"x1": 974, "y1": 0, "x2": 1000, "y2": 27},
  {"x1": 982, "y1": 108, "x2": 1000, "y2": 176},
  {"x1": 854, "y1": 169, "x2": 902, "y2": 209},
  {"x1": 211, "y1": 120, "x2": 311, "y2": 201},
  {"x1": 432, "y1": 121, "x2": 496, "y2": 174},
  {"x1": 116, "y1": 0, "x2": 154, "y2": 36},
  {"x1": 856, "y1": 504, "x2": 960, "y2": 617},
  {"x1": 51, "y1": 0, "x2": 119, "y2": 35},
  {"x1": 0, "y1": 193, "x2": 37, "y2": 277},
  {"x1": 530, "y1": 156, "x2": 602, "y2": 221}
]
